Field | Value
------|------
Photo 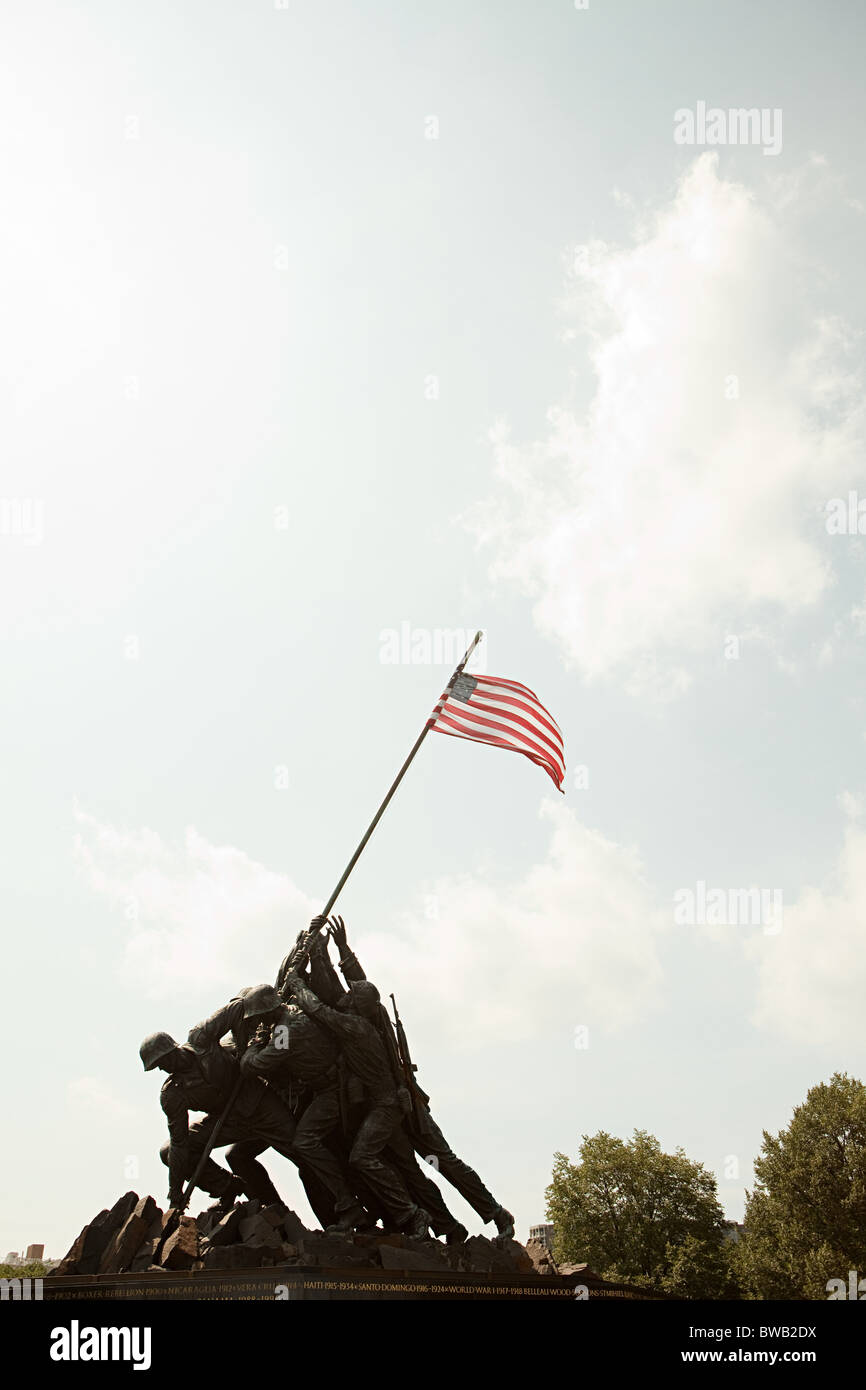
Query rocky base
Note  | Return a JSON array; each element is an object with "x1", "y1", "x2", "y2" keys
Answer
[{"x1": 48, "y1": 1191, "x2": 561, "y2": 1280}]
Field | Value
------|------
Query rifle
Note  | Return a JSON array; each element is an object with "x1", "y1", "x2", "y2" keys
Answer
[
  {"x1": 155, "y1": 1071, "x2": 243, "y2": 1260},
  {"x1": 389, "y1": 992, "x2": 427, "y2": 1129}
]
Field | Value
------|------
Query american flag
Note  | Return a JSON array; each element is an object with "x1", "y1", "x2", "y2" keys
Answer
[{"x1": 428, "y1": 671, "x2": 565, "y2": 791}]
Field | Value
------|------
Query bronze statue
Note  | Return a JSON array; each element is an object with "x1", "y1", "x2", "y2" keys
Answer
[
  {"x1": 280, "y1": 966, "x2": 431, "y2": 1240},
  {"x1": 327, "y1": 916, "x2": 515, "y2": 1239},
  {"x1": 139, "y1": 1023, "x2": 296, "y2": 1212},
  {"x1": 140, "y1": 913, "x2": 514, "y2": 1244}
]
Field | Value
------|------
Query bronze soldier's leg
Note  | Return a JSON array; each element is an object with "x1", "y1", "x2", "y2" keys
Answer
[
  {"x1": 225, "y1": 1142, "x2": 339, "y2": 1223},
  {"x1": 297, "y1": 1164, "x2": 337, "y2": 1229},
  {"x1": 386, "y1": 1125, "x2": 460, "y2": 1236},
  {"x1": 185, "y1": 1111, "x2": 289, "y2": 1204},
  {"x1": 348, "y1": 1104, "x2": 417, "y2": 1229},
  {"x1": 291, "y1": 1086, "x2": 360, "y2": 1215},
  {"x1": 245, "y1": 1086, "x2": 298, "y2": 1164},
  {"x1": 223, "y1": 1087, "x2": 298, "y2": 1206},
  {"x1": 159, "y1": 1136, "x2": 236, "y2": 1201},
  {"x1": 313, "y1": 1102, "x2": 385, "y2": 1229},
  {"x1": 224, "y1": 1141, "x2": 284, "y2": 1206},
  {"x1": 290, "y1": 1087, "x2": 341, "y2": 1226},
  {"x1": 411, "y1": 1111, "x2": 500, "y2": 1222}
]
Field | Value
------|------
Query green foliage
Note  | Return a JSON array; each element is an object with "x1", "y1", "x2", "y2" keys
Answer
[
  {"x1": 0, "y1": 1261, "x2": 48, "y2": 1280},
  {"x1": 736, "y1": 1072, "x2": 866, "y2": 1300},
  {"x1": 660, "y1": 1232, "x2": 740, "y2": 1300},
  {"x1": 545, "y1": 1129, "x2": 737, "y2": 1297}
]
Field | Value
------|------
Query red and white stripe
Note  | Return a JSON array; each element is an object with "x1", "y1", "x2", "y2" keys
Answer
[{"x1": 428, "y1": 672, "x2": 565, "y2": 791}]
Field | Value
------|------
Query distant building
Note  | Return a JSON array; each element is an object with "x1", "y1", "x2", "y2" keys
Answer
[
  {"x1": 529, "y1": 1223, "x2": 555, "y2": 1251},
  {"x1": 3, "y1": 1246, "x2": 47, "y2": 1265},
  {"x1": 722, "y1": 1221, "x2": 745, "y2": 1244}
]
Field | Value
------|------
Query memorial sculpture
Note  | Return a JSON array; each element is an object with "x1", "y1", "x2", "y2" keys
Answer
[
  {"x1": 51, "y1": 633, "x2": 569, "y2": 1284},
  {"x1": 142, "y1": 914, "x2": 514, "y2": 1246}
]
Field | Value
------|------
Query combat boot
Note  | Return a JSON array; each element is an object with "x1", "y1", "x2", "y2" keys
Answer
[
  {"x1": 403, "y1": 1207, "x2": 432, "y2": 1242},
  {"x1": 445, "y1": 1221, "x2": 469, "y2": 1245},
  {"x1": 325, "y1": 1203, "x2": 367, "y2": 1234},
  {"x1": 207, "y1": 1176, "x2": 246, "y2": 1215},
  {"x1": 492, "y1": 1205, "x2": 515, "y2": 1239}
]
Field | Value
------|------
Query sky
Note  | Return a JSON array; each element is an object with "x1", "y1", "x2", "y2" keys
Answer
[{"x1": 2, "y1": 0, "x2": 866, "y2": 1257}]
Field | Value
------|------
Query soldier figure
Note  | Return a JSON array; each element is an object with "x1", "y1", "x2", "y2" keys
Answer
[
  {"x1": 327, "y1": 916, "x2": 516, "y2": 1239},
  {"x1": 304, "y1": 922, "x2": 470, "y2": 1243},
  {"x1": 139, "y1": 1023, "x2": 297, "y2": 1211},
  {"x1": 140, "y1": 911, "x2": 514, "y2": 1245},
  {"x1": 281, "y1": 967, "x2": 432, "y2": 1241},
  {"x1": 237, "y1": 979, "x2": 369, "y2": 1233}
]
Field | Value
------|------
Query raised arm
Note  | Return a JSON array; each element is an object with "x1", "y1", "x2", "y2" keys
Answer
[
  {"x1": 326, "y1": 918, "x2": 407, "y2": 1096},
  {"x1": 276, "y1": 914, "x2": 329, "y2": 996},
  {"x1": 283, "y1": 973, "x2": 363, "y2": 1041},
  {"x1": 187, "y1": 995, "x2": 248, "y2": 1056},
  {"x1": 327, "y1": 916, "x2": 367, "y2": 984},
  {"x1": 308, "y1": 930, "x2": 347, "y2": 1006}
]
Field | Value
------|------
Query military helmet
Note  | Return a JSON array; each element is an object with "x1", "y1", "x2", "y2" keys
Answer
[
  {"x1": 140, "y1": 1031, "x2": 178, "y2": 1071},
  {"x1": 349, "y1": 981, "x2": 380, "y2": 1014},
  {"x1": 243, "y1": 983, "x2": 282, "y2": 1018}
]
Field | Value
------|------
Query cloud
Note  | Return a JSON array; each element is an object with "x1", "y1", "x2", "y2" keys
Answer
[
  {"x1": 748, "y1": 822, "x2": 866, "y2": 1049},
  {"x1": 837, "y1": 790, "x2": 863, "y2": 820},
  {"x1": 73, "y1": 807, "x2": 318, "y2": 999},
  {"x1": 467, "y1": 154, "x2": 864, "y2": 695},
  {"x1": 66, "y1": 1076, "x2": 137, "y2": 1123},
  {"x1": 74, "y1": 794, "x2": 866, "y2": 1061},
  {"x1": 354, "y1": 800, "x2": 667, "y2": 1044},
  {"x1": 74, "y1": 802, "x2": 665, "y2": 1040}
]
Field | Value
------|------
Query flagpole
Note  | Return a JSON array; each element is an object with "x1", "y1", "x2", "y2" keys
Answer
[
  {"x1": 275, "y1": 629, "x2": 484, "y2": 991},
  {"x1": 320, "y1": 628, "x2": 484, "y2": 916},
  {"x1": 194, "y1": 633, "x2": 486, "y2": 1209}
]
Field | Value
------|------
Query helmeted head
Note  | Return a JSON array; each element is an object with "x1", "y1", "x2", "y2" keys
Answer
[
  {"x1": 140, "y1": 1031, "x2": 178, "y2": 1072},
  {"x1": 348, "y1": 980, "x2": 380, "y2": 1019},
  {"x1": 242, "y1": 983, "x2": 282, "y2": 1019}
]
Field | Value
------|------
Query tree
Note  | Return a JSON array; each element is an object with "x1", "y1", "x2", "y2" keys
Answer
[
  {"x1": 736, "y1": 1072, "x2": 866, "y2": 1300},
  {"x1": 545, "y1": 1129, "x2": 738, "y2": 1297},
  {"x1": 0, "y1": 1261, "x2": 48, "y2": 1280}
]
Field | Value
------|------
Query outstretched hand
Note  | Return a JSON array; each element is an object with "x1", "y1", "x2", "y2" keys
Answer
[{"x1": 326, "y1": 915, "x2": 348, "y2": 950}]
